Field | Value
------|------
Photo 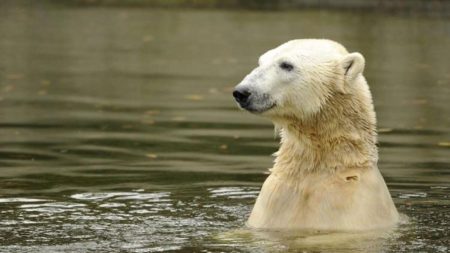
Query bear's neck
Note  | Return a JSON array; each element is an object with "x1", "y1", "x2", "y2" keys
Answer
[{"x1": 272, "y1": 92, "x2": 378, "y2": 178}]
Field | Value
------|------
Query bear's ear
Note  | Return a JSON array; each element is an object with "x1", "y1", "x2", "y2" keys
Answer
[{"x1": 340, "y1": 52, "x2": 365, "y2": 81}]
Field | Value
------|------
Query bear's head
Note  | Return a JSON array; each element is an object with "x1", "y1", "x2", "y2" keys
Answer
[{"x1": 233, "y1": 39, "x2": 366, "y2": 122}]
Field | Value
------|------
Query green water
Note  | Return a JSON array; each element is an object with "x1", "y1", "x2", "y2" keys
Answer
[{"x1": 0, "y1": 2, "x2": 449, "y2": 252}]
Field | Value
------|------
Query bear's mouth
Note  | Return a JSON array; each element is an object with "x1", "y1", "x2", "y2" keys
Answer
[{"x1": 242, "y1": 102, "x2": 276, "y2": 114}]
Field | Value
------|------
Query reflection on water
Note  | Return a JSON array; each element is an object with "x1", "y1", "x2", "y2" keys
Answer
[
  {"x1": 0, "y1": 1, "x2": 449, "y2": 252},
  {"x1": 0, "y1": 188, "x2": 254, "y2": 252}
]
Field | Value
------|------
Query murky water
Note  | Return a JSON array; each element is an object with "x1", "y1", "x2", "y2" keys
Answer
[{"x1": 0, "y1": 2, "x2": 449, "y2": 252}]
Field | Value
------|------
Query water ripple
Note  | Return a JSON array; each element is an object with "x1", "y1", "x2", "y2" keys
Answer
[
  {"x1": 398, "y1": 192, "x2": 428, "y2": 199},
  {"x1": 0, "y1": 198, "x2": 49, "y2": 203},
  {"x1": 70, "y1": 191, "x2": 170, "y2": 202},
  {"x1": 209, "y1": 187, "x2": 260, "y2": 199},
  {"x1": 19, "y1": 202, "x2": 88, "y2": 213}
]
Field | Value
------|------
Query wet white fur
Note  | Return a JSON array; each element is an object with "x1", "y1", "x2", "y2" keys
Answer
[{"x1": 236, "y1": 39, "x2": 399, "y2": 230}]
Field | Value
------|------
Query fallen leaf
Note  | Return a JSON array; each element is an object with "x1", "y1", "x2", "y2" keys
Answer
[
  {"x1": 410, "y1": 99, "x2": 428, "y2": 105},
  {"x1": 378, "y1": 128, "x2": 393, "y2": 133},
  {"x1": 144, "y1": 110, "x2": 160, "y2": 115},
  {"x1": 208, "y1": 88, "x2": 218, "y2": 94},
  {"x1": 146, "y1": 153, "x2": 158, "y2": 159},
  {"x1": 437, "y1": 142, "x2": 450, "y2": 147},
  {"x1": 141, "y1": 119, "x2": 155, "y2": 125},
  {"x1": 171, "y1": 116, "x2": 186, "y2": 121},
  {"x1": 184, "y1": 95, "x2": 203, "y2": 101}
]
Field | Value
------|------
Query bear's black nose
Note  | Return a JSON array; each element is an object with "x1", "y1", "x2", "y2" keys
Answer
[{"x1": 233, "y1": 88, "x2": 251, "y2": 105}]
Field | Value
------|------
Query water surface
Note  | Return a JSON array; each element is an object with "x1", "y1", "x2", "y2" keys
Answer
[{"x1": 0, "y1": 2, "x2": 449, "y2": 252}]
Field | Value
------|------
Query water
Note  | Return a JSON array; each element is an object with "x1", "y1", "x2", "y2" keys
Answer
[{"x1": 0, "y1": 2, "x2": 449, "y2": 252}]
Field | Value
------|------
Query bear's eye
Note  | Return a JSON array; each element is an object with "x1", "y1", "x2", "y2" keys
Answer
[{"x1": 279, "y1": 62, "x2": 294, "y2": 71}]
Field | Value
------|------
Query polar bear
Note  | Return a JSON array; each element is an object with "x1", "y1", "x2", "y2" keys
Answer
[{"x1": 233, "y1": 39, "x2": 399, "y2": 230}]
